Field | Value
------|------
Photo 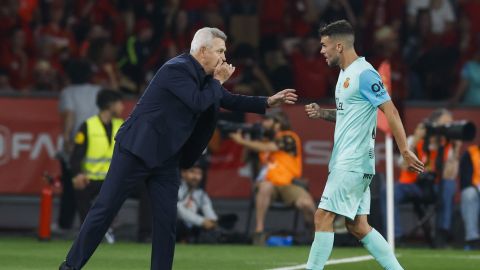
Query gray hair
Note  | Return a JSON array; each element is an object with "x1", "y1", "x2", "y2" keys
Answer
[{"x1": 190, "y1": 27, "x2": 227, "y2": 54}]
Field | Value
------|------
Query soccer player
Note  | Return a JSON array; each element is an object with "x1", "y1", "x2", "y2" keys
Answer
[{"x1": 304, "y1": 20, "x2": 424, "y2": 270}]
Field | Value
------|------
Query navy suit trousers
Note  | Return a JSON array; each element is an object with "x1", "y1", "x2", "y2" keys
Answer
[{"x1": 66, "y1": 143, "x2": 180, "y2": 270}]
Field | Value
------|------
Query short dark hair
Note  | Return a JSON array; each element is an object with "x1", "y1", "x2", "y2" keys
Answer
[
  {"x1": 96, "y1": 89, "x2": 122, "y2": 110},
  {"x1": 319, "y1": 20, "x2": 354, "y2": 38}
]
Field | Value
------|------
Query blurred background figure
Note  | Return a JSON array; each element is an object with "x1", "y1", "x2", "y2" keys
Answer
[
  {"x1": 230, "y1": 113, "x2": 315, "y2": 246},
  {"x1": 70, "y1": 89, "x2": 124, "y2": 244},
  {"x1": 177, "y1": 163, "x2": 219, "y2": 244},
  {"x1": 381, "y1": 109, "x2": 461, "y2": 248},
  {"x1": 460, "y1": 142, "x2": 480, "y2": 250},
  {"x1": 451, "y1": 48, "x2": 480, "y2": 106}
]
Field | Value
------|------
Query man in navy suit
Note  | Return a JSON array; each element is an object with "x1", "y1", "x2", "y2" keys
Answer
[{"x1": 59, "y1": 27, "x2": 297, "y2": 270}]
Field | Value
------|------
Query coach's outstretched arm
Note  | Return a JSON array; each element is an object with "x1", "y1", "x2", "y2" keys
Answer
[{"x1": 379, "y1": 100, "x2": 424, "y2": 173}]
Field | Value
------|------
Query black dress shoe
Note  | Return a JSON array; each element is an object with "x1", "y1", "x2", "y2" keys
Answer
[{"x1": 59, "y1": 261, "x2": 76, "y2": 270}]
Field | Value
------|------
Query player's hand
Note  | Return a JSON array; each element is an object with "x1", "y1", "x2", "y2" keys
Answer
[
  {"x1": 267, "y1": 89, "x2": 297, "y2": 107},
  {"x1": 402, "y1": 150, "x2": 424, "y2": 173},
  {"x1": 305, "y1": 103, "x2": 321, "y2": 118},
  {"x1": 214, "y1": 61, "x2": 235, "y2": 84}
]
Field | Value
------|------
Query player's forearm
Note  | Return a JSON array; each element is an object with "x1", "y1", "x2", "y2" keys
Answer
[
  {"x1": 319, "y1": 109, "x2": 336, "y2": 122},
  {"x1": 382, "y1": 103, "x2": 409, "y2": 153}
]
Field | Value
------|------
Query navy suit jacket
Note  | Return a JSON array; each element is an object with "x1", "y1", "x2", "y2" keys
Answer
[{"x1": 115, "y1": 53, "x2": 268, "y2": 169}]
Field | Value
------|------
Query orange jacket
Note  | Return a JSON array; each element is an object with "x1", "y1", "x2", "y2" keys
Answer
[
  {"x1": 260, "y1": 130, "x2": 302, "y2": 186},
  {"x1": 467, "y1": 145, "x2": 480, "y2": 187}
]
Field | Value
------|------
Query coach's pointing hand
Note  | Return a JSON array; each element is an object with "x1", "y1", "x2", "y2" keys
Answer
[{"x1": 267, "y1": 89, "x2": 298, "y2": 107}]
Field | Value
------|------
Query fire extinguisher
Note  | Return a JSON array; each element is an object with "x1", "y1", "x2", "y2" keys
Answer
[{"x1": 38, "y1": 173, "x2": 60, "y2": 241}]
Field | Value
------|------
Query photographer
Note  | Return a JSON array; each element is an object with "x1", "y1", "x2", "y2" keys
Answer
[
  {"x1": 229, "y1": 113, "x2": 316, "y2": 245},
  {"x1": 381, "y1": 109, "x2": 461, "y2": 247}
]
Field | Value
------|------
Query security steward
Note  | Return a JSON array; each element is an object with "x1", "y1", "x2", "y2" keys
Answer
[{"x1": 70, "y1": 89, "x2": 124, "y2": 243}]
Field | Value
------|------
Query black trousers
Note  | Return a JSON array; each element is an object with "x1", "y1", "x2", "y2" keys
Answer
[
  {"x1": 66, "y1": 144, "x2": 180, "y2": 270},
  {"x1": 75, "y1": 181, "x2": 103, "y2": 223}
]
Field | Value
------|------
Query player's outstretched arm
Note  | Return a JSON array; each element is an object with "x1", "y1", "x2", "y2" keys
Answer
[
  {"x1": 379, "y1": 101, "x2": 424, "y2": 173},
  {"x1": 305, "y1": 103, "x2": 336, "y2": 122}
]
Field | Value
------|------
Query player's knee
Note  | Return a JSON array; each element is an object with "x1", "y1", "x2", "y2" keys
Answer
[
  {"x1": 345, "y1": 221, "x2": 371, "y2": 239},
  {"x1": 314, "y1": 209, "x2": 335, "y2": 229}
]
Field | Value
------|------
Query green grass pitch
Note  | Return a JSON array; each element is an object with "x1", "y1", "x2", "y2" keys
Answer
[{"x1": 0, "y1": 237, "x2": 479, "y2": 269}]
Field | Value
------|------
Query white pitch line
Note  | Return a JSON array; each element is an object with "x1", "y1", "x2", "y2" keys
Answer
[{"x1": 265, "y1": 255, "x2": 374, "y2": 270}]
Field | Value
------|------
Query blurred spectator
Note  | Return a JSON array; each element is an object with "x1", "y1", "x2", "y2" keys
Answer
[
  {"x1": 29, "y1": 60, "x2": 60, "y2": 92},
  {"x1": 451, "y1": 49, "x2": 480, "y2": 106},
  {"x1": 430, "y1": 0, "x2": 455, "y2": 34},
  {"x1": 381, "y1": 109, "x2": 461, "y2": 247},
  {"x1": 284, "y1": 0, "x2": 313, "y2": 37},
  {"x1": 36, "y1": 3, "x2": 77, "y2": 62},
  {"x1": 177, "y1": 164, "x2": 219, "y2": 243},
  {"x1": 0, "y1": 0, "x2": 473, "y2": 101},
  {"x1": 460, "y1": 143, "x2": 480, "y2": 250},
  {"x1": 58, "y1": 59, "x2": 101, "y2": 153},
  {"x1": 370, "y1": 26, "x2": 408, "y2": 103},
  {"x1": 458, "y1": 0, "x2": 480, "y2": 57},
  {"x1": 0, "y1": 27, "x2": 31, "y2": 91},
  {"x1": 284, "y1": 35, "x2": 333, "y2": 100},
  {"x1": 230, "y1": 113, "x2": 315, "y2": 246},
  {"x1": 259, "y1": 0, "x2": 286, "y2": 36},
  {"x1": 405, "y1": 8, "x2": 458, "y2": 101},
  {"x1": 225, "y1": 43, "x2": 274, "y2": 96},
  {"x1": 145, "y1": 10, "x2": 192, "y2": 72},
  {"x1": 87, "y1": 38, "x2": 121, "y2": 91},
  {"x1": 408, "y1": 0, "x2": 455, "y2": 37},
  {"x1": 319, "y1": 0, "x2": 356, "y2": 27},
  {"x1": 0, "y1": 68, "x2": 14, "y2": 92},
  {"x1": 363, "y1": 0, "x2": 404, "y2": 31},
  {"x1": 118, "y1": 18, "x2": 154, "y2": 93},
  {"x1": 78, "y1": 24, "x2": 111, "y2": 58},
  {"x1": 361, "y1": 0, "x2": 406, "y2": 53}
]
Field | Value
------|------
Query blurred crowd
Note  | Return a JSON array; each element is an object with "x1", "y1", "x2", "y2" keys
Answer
[{"x1": 0, "y1": 0, "x2": 479, "y2": 104}]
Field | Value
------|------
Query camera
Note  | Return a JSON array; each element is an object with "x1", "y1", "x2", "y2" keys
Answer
[
  {"x1": 217, "y1": 120, "x2": 265, "y2": 140},
  {"x1": 424, "y1": 120, "x2": 476, "y2": 141}
]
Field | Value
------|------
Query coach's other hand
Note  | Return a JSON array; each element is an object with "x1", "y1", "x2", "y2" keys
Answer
[
  {"x1": 214, "y1": 61, "x2": 235, "y2": 85},
  {"x1": 267, "y1": 89, "x2": 297, "y2": 107}
]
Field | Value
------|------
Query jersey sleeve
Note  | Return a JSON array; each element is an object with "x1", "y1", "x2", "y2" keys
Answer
[{"x1": 359, "y1": 69, "x2": 391, "y2": 107}]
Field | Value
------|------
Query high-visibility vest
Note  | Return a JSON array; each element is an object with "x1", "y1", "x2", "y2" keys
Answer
[
  {"x1": 399, "y1": 139, "x2": 451, "y2": 184},
  {"x1": 263, "y1": 130, "x2": 302, "y2": 186},
  {"x1": 83, "y1": 115, "x2": 123, "y2": 181},
  {"x1": 467, "y1": 145, "x2": 480, "y2": 187}
]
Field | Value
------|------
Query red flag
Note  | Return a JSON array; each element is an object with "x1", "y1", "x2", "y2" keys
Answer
[{"x1": 377, "y1": 60, "x2": 392, "y2": 134}]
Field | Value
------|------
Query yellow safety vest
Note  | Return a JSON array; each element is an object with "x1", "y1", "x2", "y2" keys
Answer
[{"x1": 83, "y1": 115, "x2": 123, "y2": 181}]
